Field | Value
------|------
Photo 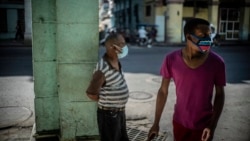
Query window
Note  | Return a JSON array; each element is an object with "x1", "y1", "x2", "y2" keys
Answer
[
  {"x1": 134, "y1": 4, "x2": 139, "y2": 23},
  {"x1": 0, "y1": 8, "x2": 7, "y2": 33},
  {"x1": 146, "y1": 5, "x2": 151, "y2": 17},
  {"x1": 219, "y1": 8, "x2": 240, "y2": 40},
  {"x1": 162, "y1": 0, "x2": 167, "y2": 6}
]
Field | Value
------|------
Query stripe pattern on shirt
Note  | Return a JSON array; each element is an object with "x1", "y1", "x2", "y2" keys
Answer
[{"x1": 94, "y1": 58, "x2": 129, "y2": 108}]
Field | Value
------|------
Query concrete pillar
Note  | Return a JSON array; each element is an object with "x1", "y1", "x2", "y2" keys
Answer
[
  {"x1": 208, "y1": 0, "x2": 219, "y2": 31},
  {"x1": 155, "y1": 6, "x2": 167, "y2": 42},
  {"x1": 24, "y1": 0, "x2": 32, "y2": 45},
  {"x1": 165, "y1": 0, "x2": 184, "y2": 43},
  {"x1": 241, "y1": 3, "x2": 250, "y2": 40},
  {"x1": 32, "y1": 0, "x2": 59, "y2": 134},
  {"x1": 32, "y1": 0, "x2": 99, "y2": 140}
]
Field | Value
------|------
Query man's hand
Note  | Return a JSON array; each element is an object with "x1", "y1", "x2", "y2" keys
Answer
[
  {"x1": 87, "y1": 94, "x2": 99, "y2": 102},
  {"x1": 147, "y1": 124, "x2": 159, "y2": 141},
  {"x1": 201, "y1": 128, "x2": 211, "y2": 141}
]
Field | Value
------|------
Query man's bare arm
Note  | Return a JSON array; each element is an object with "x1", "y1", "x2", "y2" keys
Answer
[
  {"x1": 86, "y1": 70, "x2": 105, "y2": 102},
  {"x1": 210, "y1": 85, "x2": 225, "y2": 131},
  {"x1": 202, "y1": 85, "x2": 225, "y2": 141},
  {"x1": 153, "y1": 78, "x2": 171, "y2": 125},
  {"x1": 148, "y1": 78, "x2": 171, "y2": 139}
]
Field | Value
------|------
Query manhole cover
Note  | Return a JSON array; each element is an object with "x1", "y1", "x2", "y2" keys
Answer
[
  {"x1": 127, "y1": 127, "x2": 168, "y2": 141},
  {"x1": 151, "y1": 77, "x2": 162, "y2": 83},
  {"x1": 129, "y1": 91, "x2": 153, "y2": 100},
  {"x1": 0, "y1": 106, "x2": 32, "y2": 129}
]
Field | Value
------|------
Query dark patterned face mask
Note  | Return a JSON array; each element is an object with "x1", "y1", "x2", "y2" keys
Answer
[{"x1": 191, "y1": 34, "x2": 212, "y2": 53}]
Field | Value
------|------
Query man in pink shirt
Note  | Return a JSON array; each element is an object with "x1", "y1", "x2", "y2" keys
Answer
[{"x1": 147, "y1": 18, "x2": 226, "y2": 141}]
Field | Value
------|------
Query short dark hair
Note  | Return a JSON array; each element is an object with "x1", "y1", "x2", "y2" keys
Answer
[
  {"x1": 104, "y1": 32, "x2": 121, "y2": 45},
  {"x1": 184, "y1": 18, "x2": 210, "y2": 36}
]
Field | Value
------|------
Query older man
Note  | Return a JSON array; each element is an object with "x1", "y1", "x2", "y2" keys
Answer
[{"x1": 86, "y1": 32, "x2": 129, "y2": 141}]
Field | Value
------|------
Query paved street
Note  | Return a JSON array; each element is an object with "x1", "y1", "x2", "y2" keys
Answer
[
  {"x1": 0, "y1": 44, "x2": 250, "y2": 141},
  {"x1": 118, "y1": 45, "x2": 250, "y2": 84}
]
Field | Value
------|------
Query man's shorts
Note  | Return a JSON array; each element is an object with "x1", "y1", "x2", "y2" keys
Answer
[{"x1": 173, "y1": 120, "x2": 204, "y2": 141}]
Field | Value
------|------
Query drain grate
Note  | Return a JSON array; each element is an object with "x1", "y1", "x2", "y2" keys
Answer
[{"x1": 127, "y1": 127, "x2": 167, "y2": 141}]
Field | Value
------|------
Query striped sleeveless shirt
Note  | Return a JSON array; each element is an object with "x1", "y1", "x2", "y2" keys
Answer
[{"x1": 94, "y1": 57, "x2": 129, "y2": 108}]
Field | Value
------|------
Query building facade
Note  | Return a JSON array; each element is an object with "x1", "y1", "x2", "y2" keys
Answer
[
  {"x1": 2, "y1": 0, "x2": 249, "y2": 44},
  {"x1": 106, "y1": 0, "x2": 250, "y2": 43},
  {"x1": 0, "y1": 0, "x2": 32, "y2": 45}
]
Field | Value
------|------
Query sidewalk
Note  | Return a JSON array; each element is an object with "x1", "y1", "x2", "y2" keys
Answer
[
  {"x1": 125, "y1": 73, "x2": 250, "y2": 141},
  {"x1": 0, "y1": 40, "x2": 249, "y2": 141},
  {"x1": 1, "y1": 72, "x2": 249, "y2": 141}
]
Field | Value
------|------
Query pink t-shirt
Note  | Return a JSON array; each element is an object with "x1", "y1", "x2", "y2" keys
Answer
[{"x1": 160, "y1": 49, "x2": 226, "y2": 130}]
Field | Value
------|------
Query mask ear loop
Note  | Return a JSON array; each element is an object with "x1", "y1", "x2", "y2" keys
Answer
[
  {"x1": 188, "y1": 35, "x2": 199, "y2": 45},
  {"x1": 186, "y1": 35, "x2": 196, "y2": 45},
  {"x1": 188, "y1": 34, "x2": 205, "y2": 52}
]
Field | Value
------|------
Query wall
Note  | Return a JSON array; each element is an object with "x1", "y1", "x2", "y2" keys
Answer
[
  {"x1": 183, "y1": 7, "x2": 208, "y2": 20},
  {"x1": 32, "y1": 0, "x2": 99, "y2": 140}
]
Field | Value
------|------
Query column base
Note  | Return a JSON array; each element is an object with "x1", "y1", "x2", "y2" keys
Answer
[{"x1": 24, "y1": 32, "x2": 32, "y2": 46}]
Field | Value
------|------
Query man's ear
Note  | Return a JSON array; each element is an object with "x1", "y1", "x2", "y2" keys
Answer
[{"x1": 186, "y1": 34, "x2": 191, "y2": 41}]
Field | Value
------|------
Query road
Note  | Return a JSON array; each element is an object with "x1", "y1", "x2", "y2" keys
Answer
[
  {"x1": 1, "y1": 45, "x2": 250, "y2": 82},
  {"x1": 119, "y1": 45, "x2": 250, "y2": 84}
]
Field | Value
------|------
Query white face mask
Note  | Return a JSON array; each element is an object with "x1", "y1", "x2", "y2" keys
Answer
[{"x1": 117, "y1": 45, "x2": 128, "y2": 59}]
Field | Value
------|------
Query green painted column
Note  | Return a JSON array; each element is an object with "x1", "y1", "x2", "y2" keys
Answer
[
  {"x1": 32, "y1": 0, "x2": 59, "y2": 133},
  {"x1": 165, "y1": 0, "x2": 184, "y2": 43},
  {"x1": 32, "y1": 0, "x2": 99, "y2": 140},
  {"x1": 208, "y1": 0, "x2": 219, "y2": 31}
]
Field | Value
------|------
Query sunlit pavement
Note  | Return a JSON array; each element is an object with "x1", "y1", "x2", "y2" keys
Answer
[
  {"x1": 0, "y1": 73, "x2": 249, "y2": 141},
  {"x1": 0, "y1": 43, "x2": 250, "y2": 141},
  {"x1": 125, "y1": 72, "x2": 250, "y2": 141},
  {"x1": 0, "y1": 76, "x2": 34, "y2": 141}
]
